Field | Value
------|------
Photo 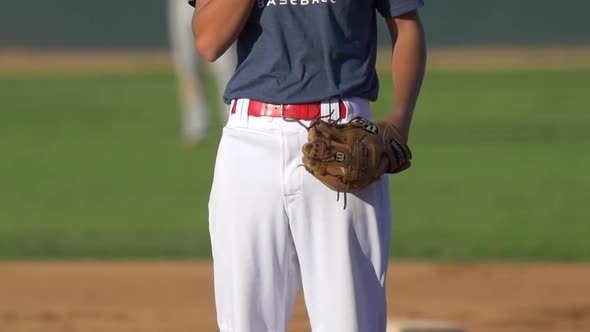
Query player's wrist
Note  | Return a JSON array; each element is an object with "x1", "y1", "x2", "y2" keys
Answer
[
  {"x1": 377, "y1": 117, "x2": 409, "y2": 144},
  {"x1": 376, "y1": 121, "x2": 412, "y2": 174}
]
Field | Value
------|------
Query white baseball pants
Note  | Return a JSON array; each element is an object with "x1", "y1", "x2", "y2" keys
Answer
[{"x1": 208, "y1": 98, "x2": 392, "y2": 332}]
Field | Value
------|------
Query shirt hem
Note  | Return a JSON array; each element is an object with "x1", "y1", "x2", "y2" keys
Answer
[{"x1": 382, "y1": 0, "x2": 424, "y2": 18}]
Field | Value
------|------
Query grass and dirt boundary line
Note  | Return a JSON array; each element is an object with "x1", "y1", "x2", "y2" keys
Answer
[{"x1": 1, "y1": 47, "x2": 590, "y2": 74}]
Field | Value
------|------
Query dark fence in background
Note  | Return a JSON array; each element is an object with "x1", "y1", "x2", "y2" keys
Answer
[{"x1": 1, "y1": 0, "x2": 588, "y2": 50}]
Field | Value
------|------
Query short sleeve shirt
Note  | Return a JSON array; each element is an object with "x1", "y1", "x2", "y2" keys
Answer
[{"x1": 189, "y1": 0, "x2": 423, "y2": 104}]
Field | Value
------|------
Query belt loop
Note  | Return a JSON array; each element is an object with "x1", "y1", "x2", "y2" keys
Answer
[
  {"x1": 279, "y1": 104, "x2": 288, "y2": 121},
  {"x1": 241, "y1": 99, "x2": 250, "y2": 125},
  {"x1": 320, "y1": 100, "x2": 332, "y2": 120},
  {"x1": 230, "y1": 98, "x2": 250, "y2": 127},
  {"x1": 329, "y1": 98, "x2": 341, "y2": 121}
]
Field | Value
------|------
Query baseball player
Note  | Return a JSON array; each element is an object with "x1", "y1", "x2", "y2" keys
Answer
[
  {"x1": 190, "y1": 0, "x2": 426, "y2": 330},
  {"x1": 167, "y1": 0, "x2": 236, "y2": 144}
]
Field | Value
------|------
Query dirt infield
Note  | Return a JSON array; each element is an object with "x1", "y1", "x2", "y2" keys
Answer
[{"x1": 1, "y1": 262, "x2": 589, "y2": 332}]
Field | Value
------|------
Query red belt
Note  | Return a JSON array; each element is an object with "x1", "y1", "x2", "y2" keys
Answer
[{"x1": 231, "y1": 99, "x2": 347, "y2": 120}]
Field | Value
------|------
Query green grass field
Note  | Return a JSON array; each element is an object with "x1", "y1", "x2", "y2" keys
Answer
[{"x1": 1, "y1": 68, "x2": 589, "y2": 261}]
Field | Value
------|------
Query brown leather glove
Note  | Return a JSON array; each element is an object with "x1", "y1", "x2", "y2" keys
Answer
[{"x1": 302, "y1": 117, "x2": 412, "y2": 193}]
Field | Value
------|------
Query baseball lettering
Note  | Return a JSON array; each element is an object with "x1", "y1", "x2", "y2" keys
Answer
[
  {"x1": 335, "y1": 152, "x2": 346, "y2": 162},
  {"x1": 261, "y1": 0, "x2": 336, "y2": 7}
]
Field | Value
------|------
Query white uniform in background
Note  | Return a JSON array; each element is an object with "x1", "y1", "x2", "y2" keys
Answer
[{"x1": 167, "y1": 0, "x2": 237, "y2": 144}]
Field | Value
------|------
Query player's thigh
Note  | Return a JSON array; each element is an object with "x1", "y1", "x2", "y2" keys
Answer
[
  {"x1": 289, "y1": 169, "x2": 391, "y2": 332},
  {"x1": 209, "y1": 127, "x2": 301, "y2": 332}
]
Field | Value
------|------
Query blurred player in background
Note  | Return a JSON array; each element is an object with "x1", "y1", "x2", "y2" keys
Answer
[{"x1": 167, "y1": 0, "x2": 237, "y2": 145}]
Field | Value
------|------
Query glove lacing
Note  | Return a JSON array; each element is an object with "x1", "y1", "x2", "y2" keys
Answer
[{"x1": 287, "y1": 109, "x2": 350, "y2": 209}]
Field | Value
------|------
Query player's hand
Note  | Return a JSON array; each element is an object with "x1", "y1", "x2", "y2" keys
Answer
[{"x1": 375, "y1": 120, "x2": 409, "y2": 178}]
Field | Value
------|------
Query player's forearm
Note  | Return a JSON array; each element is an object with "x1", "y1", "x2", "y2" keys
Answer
[
  {"x1": 192, "y1": 0, "x2": 253, "y2": 62},
  {"x1": 383, "y1": 11, "x2": 426, "y2": 143}
]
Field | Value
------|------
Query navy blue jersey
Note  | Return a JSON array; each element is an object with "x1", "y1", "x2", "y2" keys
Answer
[{"x1": 189, "y1": 0, "x2": 423, "y2": 104}]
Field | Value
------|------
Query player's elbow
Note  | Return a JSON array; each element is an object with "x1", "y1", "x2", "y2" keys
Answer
[
  {"x1": 195, "y1": 43, "x2": 220, "y2": 62},
  {"x1": 194, "y1": 36, "x2": 224, "y2": 62}
]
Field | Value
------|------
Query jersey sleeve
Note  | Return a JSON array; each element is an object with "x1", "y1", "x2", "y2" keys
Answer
[
  {"x1": 188, "y1": 0, "x2": 196, "y2": 7},
  {"x1": 375, "y1": 0, "x2": 424, "y2": 18}
]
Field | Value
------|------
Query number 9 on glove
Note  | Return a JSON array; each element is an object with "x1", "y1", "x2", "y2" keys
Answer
[{"x1": 301, "y1": 117, "x2": 412, "y2": 193}]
